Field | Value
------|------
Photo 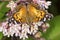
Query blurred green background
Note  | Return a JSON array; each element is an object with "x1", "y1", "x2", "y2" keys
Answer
[{"x1": 0, "y1": 0, "x2": 60, "y2": 40}]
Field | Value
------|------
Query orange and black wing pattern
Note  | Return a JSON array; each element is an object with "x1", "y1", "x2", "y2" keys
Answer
[
  {"x1": 28, "y1": 4, "x2": 45, "y2": 22},
  {"x1": 13, "y1": 4, "x2": 46, "y2": 23}
]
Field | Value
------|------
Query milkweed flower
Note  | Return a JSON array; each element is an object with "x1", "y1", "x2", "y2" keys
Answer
[
  {"x1": 0, "y1": 18, "x2": 51, "y2": 40},
  {"x1": 7, "y1": 1, "x2": 17, "y2": 11},
  {"x1": 33, "y1": 0, "x2": 51, "y2": 9},
  {"x1": 0, "y1": 0, "x2": 53, "y2": 40}
]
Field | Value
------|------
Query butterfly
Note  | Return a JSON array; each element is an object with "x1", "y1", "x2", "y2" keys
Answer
[{"x1": 13, "y1": 4, "x2": 45, "y2": 24}]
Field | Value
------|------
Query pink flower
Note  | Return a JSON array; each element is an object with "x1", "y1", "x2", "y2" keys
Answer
[
  {"x1": 33, "y1": 0, "x2": 45, "y2": 3},
  {"x1": 2, "y1": 22, "x2": 8, "y2": 29},
  {"x1": 7, "y1": 1, "x2": 17, "y2": 11},
  {"x1": 33, "y1": 0, "x2": 51, "y2": 9}
]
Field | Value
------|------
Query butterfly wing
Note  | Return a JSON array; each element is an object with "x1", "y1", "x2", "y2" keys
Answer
[
  {"x1": 13, "y1": 5, "x2": 27, "y2": 23},
  {"x1": 28, "y1": 4, "x2": 45, "y2": 22},
  {"x1": 13, "y1": 4, "x2": 45, "y2": 23}
]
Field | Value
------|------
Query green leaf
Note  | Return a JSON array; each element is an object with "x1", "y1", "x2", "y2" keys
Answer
[
  {"x1": 43, "y1": 15, "x2": 60, "y2": 40},
  {"x1": 0, "y1": 12, "x2": 5, "y2": 19},
  {"x1": 0, "y1": 1, "x2": 10, "y2": 21},
  {"x1": 0, "y1": 2, "x2": 9, "y2": 12},
  {"x1": 26, "y1": 36, "x2": 34, "y2": 40},
  {"x1": 0, "y1": 32, "x2": 3, "y2": 40}
]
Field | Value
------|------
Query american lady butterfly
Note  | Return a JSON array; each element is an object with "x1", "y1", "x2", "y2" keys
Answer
[{"x1": 13, "y1": 4, "x2": 45, "y2": 24}]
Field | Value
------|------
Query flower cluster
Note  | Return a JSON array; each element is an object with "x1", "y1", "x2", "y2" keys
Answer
[
  {"x1": 33, "y1": 0, "x2": 51, "y2": 9},
  {"x1": 0, "y1": 0, "x2": 53, "y2": 40},
  {"x1": 7, "y1": 0, "x2": 51, "y2": 11},
  {"x1": 0, "y1": 20, "x2": 43, "y2": 40},
  {"x1": 7, "y1": 1, "x2": 17, "y2": 11},
  {"x1": 0, "y1": 13, "x2": 52, "y2": 40}
]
